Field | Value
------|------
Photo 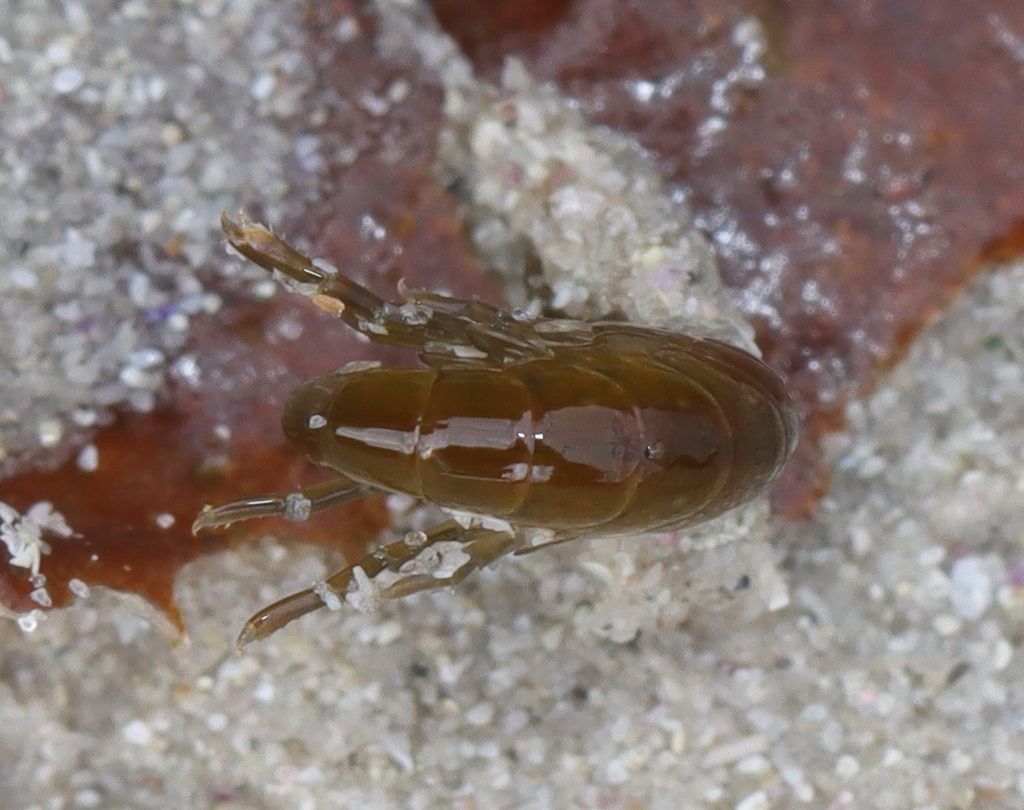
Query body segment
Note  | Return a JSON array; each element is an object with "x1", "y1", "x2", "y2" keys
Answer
[
  {"x1": 195, "y1": 216, "x2": 799, "y2": 646},
  {"x1": 285, "y1": 330, "x2": 796, "y2": 533}
]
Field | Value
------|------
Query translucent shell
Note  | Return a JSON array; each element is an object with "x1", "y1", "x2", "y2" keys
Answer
[{"x1": 194, "y1": 215, "x2": 798, "y2": 647}]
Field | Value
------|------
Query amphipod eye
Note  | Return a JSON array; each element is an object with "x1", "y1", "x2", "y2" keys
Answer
[{"x1": 644, "y1": 441, "x2": 665, "y2": 461}]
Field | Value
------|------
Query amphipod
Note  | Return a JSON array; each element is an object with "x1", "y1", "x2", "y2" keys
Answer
[{"x1": 195, "y1": 214, "x2": 799, "y2": 647}]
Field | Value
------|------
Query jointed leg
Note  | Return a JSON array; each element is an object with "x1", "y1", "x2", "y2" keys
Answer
[
  {"x1": 235, "y1": 519, "x2": 518, "y2": 648},
  {"x1": 513, "y1": 530, "x2": 579, "y2": 556},
  {"x1": 221, "y1": 213, "x2": 548, "y2": 366},
  {"x1": 192, "y1": 476, "x2": 371, "y2": 534}
]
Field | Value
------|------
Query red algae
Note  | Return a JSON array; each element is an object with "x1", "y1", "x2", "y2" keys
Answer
[
  {"x1": 0, "y1": 292, "x2": 390, "y2": 626},
  {"x1": 295, "y1": 3, "x2": 498, "y2": 303}
]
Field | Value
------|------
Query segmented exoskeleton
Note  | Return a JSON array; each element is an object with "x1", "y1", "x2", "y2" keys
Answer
[{"x1": 194, "y1": 215, "x2": 798, "y2": 647}]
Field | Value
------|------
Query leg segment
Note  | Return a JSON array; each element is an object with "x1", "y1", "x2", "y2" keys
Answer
[
  {"x1": 222, "y1": 213, "x2": 552, "y2": 366},
  {"x1": 192, "y1": 476, "x2": 371, "y2": 534},
  {"x1": 235, "y1": 519, "x2": 518, "y2": 649}
]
